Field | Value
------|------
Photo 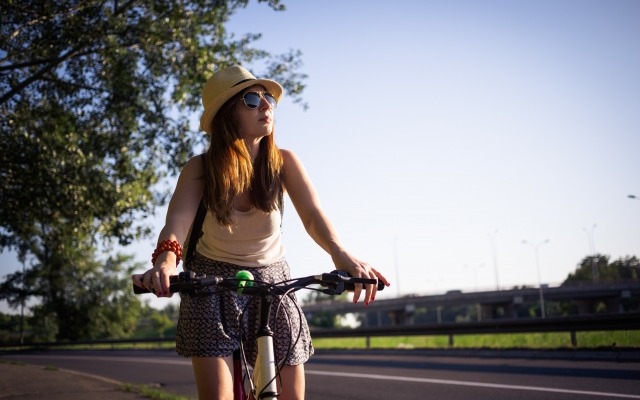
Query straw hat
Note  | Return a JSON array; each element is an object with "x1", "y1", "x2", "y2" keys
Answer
[{"x1": 199, "y1": 65, "x2": 283, "y2": 134}]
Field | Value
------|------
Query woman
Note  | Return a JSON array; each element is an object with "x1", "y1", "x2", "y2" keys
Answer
[{"x1": 133, "y1": 65, "x2": 389, "y2": 400}]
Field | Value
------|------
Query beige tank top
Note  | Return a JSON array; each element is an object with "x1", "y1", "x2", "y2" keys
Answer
[{"x1": 195, "y1": 207, "x2": 285, "y2": 267}]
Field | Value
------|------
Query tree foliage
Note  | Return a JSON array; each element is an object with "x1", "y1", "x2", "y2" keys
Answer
[
  {"x1": 133, "y1": 302, "x2": 178, "y2": 338},
  {"x1": 0, "y1": 0, "x2": 307, "y2": 340},
  {"x1": 563, "y1": 254, "x2": 640, "y2": 285}
]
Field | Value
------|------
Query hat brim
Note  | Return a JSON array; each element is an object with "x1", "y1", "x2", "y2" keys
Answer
[{"x1": 200, "y1": 78, "x2": 283, "y2": 135}]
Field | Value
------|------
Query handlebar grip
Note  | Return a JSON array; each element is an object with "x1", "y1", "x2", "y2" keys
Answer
[
  {"x1": 133, "y1": 283, "x2": 151, "y2": 294},
  {"x1": 344, "y1": 278, "x2": 386, "y2": 292},
  {"x1": 132, "y1": 275, "x2": 181, "y2": 295},
  {"x1": 327, "y1": 270, "x2": 385, "y2": 291}
]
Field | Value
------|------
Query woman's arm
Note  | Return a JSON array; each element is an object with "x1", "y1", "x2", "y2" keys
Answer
[
  {"x1": 132, "y1": 155, "x2": 205, "y2": 297},
  {"x1": 281, "y1": 149, "x2": 389, "y2": 305}
]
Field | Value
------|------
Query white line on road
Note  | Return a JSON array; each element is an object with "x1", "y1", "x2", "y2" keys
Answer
[
  {"x1": 9, "y1": 354, "x2": 192, "y2": 366},
  {"x1": 11, "y1": 355, "x2": 639, "y2": 399},
  {"x1": 306, "y1": 370, "x2": 640, "y2": 399}
]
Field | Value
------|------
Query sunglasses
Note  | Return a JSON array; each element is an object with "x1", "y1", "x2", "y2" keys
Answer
[{"x1": 240, "y1": 91, "x2": 278, "y2": 110}]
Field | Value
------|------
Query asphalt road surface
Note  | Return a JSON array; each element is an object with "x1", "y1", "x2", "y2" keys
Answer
[{"x1": 2, "y1": 349, "x2": 639, "y2": 399}]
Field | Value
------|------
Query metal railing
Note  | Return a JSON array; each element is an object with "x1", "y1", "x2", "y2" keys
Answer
[
  {"x1": 2, "y1": 312, "x2": 639, "y2": 350},
  {"x1": 310, "y1": 312, "x2": 640, "y2": 347}
]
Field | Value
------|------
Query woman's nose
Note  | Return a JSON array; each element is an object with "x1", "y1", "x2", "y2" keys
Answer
[{"x1": 259, "y1": 95, "x2": 274, "y2": 110}]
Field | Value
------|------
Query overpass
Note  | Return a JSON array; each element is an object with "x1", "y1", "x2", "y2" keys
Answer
[{"x1": 301, "y1": 282, "x2": 640, "y2": 327}]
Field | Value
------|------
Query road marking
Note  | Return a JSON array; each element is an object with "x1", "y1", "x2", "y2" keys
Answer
[
  {"x1": 58, "y1": 368, "x2": 125, "y2": 385},
  {"x1": 8, "y1": 354, "x2": 192, "y2": 366},
  {"x1": 10, "y1": 355, "x2": 639, "y2": 399},
  {"x1": 306, "y1": 370, "x2": 640, "y2": 399}
]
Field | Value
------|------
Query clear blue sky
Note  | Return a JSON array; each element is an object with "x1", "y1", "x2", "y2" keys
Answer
[{"x1": 2, "y1": 0, "x2": 639, "y2": 311}]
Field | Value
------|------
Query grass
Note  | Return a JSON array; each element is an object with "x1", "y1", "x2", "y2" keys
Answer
[
  {"x1": 6, "y1": 330, "x2": 638, "y2": 352},
  {"x1": 0, "y1": 342, "x2": 177, "y2": 352},
  {"x1": 312, "y1": 330, "x2": 640, "y2": 350},
  {"x1": 121, "y1": 383, "x2": 194, "y2": 400}
]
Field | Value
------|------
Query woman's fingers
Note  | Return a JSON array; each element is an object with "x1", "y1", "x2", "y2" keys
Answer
[
  {"x1": 132, "y1": 274, "x2": 145, "y2": 288},
  {"x1": 352, "y1": 284, "x2": 363, "y2": 304},
  {"x1": 371, "y1": 266, "x2": 390, "y2": 287},
  {"x1": 131, "y1": 270, "x2": 173, "y2": 297},
  {"x1": 350, "y1": 263, "x2": 379, "y2": 306}
]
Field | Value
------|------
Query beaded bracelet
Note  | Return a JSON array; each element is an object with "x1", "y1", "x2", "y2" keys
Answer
[{"x1": 151, "y1": 240, "x2": 183, "y2": 266}]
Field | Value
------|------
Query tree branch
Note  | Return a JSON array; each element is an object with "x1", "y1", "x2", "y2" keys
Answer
[
  {"x1": 0, "y1": 44, "x2": 87, "y2": 105},
  {"x1": 0, "y1": 57, "x2": 62, "y2": 73}
]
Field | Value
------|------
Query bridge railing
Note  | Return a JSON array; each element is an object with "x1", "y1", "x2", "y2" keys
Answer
[
  {"x1": 1, "y1": 312, "x2": 638, "y2": 350},
  {"x1": 310, "y1": 312, "x2": 640, "y2": 348}
]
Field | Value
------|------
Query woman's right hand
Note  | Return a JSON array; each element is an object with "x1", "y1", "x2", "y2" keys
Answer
[
  {"x1": 131, "y1": 252, "x2": 178, "y2": 297},
  {"x1": 131, "y1": 155, "x2": 203, "y2": 297}
]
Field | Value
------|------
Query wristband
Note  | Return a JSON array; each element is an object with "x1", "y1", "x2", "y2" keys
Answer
[{"x1": 151, "y1": 240, "x2": 183, "y2": 266}]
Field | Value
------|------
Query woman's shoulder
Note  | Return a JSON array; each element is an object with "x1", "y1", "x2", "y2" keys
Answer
[
  {"x1": 180, "y1": 153, "x2": 206, "y2": 176},
  {"x1": 280, "y1": 148, "x2": 308, "y2": 181},
  {"x1": 280, "y1": 148, "x2": 301, "y2": 164}
]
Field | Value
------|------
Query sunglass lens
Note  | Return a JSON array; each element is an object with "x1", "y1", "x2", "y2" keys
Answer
[
  {"x1": 264, "y1": 93, "x2": 277, "y2": 108},
  {"x1": 243, "y1": 93, "x2": 261, "y2": 109}
]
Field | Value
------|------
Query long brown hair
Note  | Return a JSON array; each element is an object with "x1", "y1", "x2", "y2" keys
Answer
[{"x1": 203, "y1": 91, "x2": 283, "y2": 227}]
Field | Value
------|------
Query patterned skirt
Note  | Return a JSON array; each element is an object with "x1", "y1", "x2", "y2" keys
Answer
[{"x1": 175, "y1": 252, "x2": 314, "y2": 366}]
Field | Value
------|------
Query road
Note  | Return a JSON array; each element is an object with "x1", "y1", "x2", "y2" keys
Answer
[{"x1": 1, "y1": 349, "x2": 639, "y2": 399}]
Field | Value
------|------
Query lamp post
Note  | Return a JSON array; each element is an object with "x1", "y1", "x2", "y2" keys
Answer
[
  {"x1": 522, "y1": 239, "x2": 550, "y2": 319},
  {"x1": 20, "y1": 260, "x2": 25, "y2": 345},
  {"x1": 583, "y1": 224, "x2": 598, "y2": 282},
  {"x1": 464, "y1": 263, "x2": 484, "y2": 292},
  {"x1": 393, "y1": 237, "x2": 400, "y2": 298},
  {"x1": 488, "y1": 229, "x2": 500, "y2": 290},
  {"x1": 582, "y1": 224, "x2": 596, "y2": 254}
]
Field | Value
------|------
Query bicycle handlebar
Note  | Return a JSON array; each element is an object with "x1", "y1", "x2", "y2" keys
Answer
[{"x1": 133, "y1": 269, "x2": 385, "y2": 296}]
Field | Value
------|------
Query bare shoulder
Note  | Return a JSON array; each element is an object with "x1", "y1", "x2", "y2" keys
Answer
[
  {"x1": 279, "y1": 148, "x2": 318, "y2": 205},
  {"x1": 280, "y1": 148, "x2": 295, "y2": 160},
  {"x1": 281, "y1": 148, "x2": 311, "y2": 184}
]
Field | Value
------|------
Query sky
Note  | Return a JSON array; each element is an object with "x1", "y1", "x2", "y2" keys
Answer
[{"x1": 2, "y1": 0, "x2": 639, "y2": 312}]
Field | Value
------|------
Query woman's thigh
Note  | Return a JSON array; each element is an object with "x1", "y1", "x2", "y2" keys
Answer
[{"x1": 191, "y1": 356, "x2": 234, "y2": 400}]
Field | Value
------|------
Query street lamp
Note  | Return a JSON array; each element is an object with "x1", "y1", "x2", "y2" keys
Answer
[
  {"x1": 583, "y1": 224, "x2": 598, "y2": 282},
  {"x1": 522, "y1": 239, "x2": 550, "y2": 319},
  {"x1": 488, "y1": 229, "x2": 500, "y2": 290},
  {"x1": 463, "y1": 263, "x2": 484, "y2": 292},
  {"x1": 582, "y1": 224, "x2": 596, "y2": 254},
  {"x1": 393, "y1": 237, "x2": 400, "y2": 298}
]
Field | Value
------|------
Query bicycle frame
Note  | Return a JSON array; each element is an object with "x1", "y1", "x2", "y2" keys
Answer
[
  {"x1": 133, "y1": 270, "x2": 383, "y2": 399},
  {"x1": 236, "y1": 283, "x2": 305, "y2": 399}
]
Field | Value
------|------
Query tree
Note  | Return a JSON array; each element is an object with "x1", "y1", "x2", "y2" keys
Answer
[
  {"x1": 132, "y1": 302, "x2": 178, "y2": 338},
  {"x1": 563, "y1": 254, "x2": 639, "y2": 285},
  {"x1": 0, "y1": 0, "x2": 307, "y2": 340}
]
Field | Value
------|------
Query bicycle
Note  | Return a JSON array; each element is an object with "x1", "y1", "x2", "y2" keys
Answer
[{"x1": 134, "y1": 269, "x2": 384, "y2": 399}]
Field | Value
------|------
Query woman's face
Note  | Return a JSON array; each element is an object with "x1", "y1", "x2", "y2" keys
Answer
[{"x1": 235, "y1": 84, "x2": 276, "y2": 141}]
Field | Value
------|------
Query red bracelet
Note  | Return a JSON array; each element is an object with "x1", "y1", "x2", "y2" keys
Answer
[{"x1": 151, "y1": 240, "x2": 183, "y2": 266}]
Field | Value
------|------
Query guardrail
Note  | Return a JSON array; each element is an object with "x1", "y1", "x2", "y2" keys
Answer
[
  {"x1": 2, "y1": 312, "x2": 638, "y2": 350},
  {"x1": 311, "y1": 312, "x2": 640, "y2": 347}
]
